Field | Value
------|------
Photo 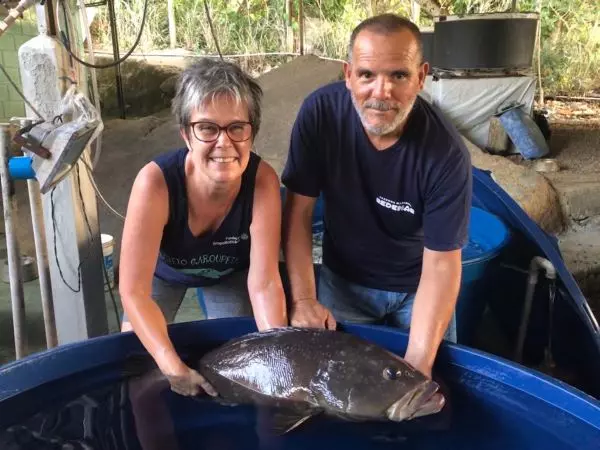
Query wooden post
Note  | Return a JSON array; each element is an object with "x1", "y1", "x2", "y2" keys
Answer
[
  {"x1": 167, "y1": 0, "x2": 176, "y2": 48},
  {"x1": 535, "y1": 0, "x2": 544, "y2": 105},
  {"x1": 298, "y1": 0, "x2": 304, "y2": 55},
  {"x1": 411, "y1": 1, "x2": 421, "y2": 26},
  {"x1": 286, "y1": 0, "x2": 293, "y2": 53}
]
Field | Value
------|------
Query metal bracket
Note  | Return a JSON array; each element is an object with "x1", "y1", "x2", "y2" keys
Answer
[{"x1": 11, "y1": 120, "x2": 52, "y2": 159}]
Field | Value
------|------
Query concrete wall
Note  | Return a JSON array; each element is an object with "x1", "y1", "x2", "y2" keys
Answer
[{"x1": 0, "y1": 11, "x2": 38, "y2": 122}]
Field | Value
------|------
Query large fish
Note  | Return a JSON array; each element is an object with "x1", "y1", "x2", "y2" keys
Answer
[{"x1": 196, "y1": 327, "x2": 445, "y2": 433}]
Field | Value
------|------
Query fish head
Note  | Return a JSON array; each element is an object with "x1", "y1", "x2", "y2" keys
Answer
[
  {"x1": 325, "y1": 349, "x2": 444, "y2": 422},
  {"x1": 385, "y1": 378, "x2": 445, "y2": 421}
]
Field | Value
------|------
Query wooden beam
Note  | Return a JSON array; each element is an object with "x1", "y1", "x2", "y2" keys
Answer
[
  {"x1": 167, "y1": 0, "x2": 176, "y2": 48},
  {"x1": 298, "y1": 0, "x2": 304, "y2": 55}
]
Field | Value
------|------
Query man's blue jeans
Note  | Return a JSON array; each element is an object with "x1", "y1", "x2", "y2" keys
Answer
[{"x1": 317, "y1": 264, "x2": 457, "y2": 343}]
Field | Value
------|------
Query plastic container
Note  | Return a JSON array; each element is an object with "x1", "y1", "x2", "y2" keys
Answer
[
  {"x1": 456, "y1": 207, "x2": 511, "y2": 344},
  {"x1": 1, "y1": 318, "x2": 599, "y2": 449},
  {"x1": 101, "y1": 233, "x2": 115, "y2": 290},
  {"x1": 498, "y1": 105, "x2": 550, "y2": 159}
]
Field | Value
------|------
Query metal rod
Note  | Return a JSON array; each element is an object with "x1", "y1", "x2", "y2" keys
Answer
[
  {"x1": 107, "y1": 0, "x2": 126, "y2": 119},
  {"x1": 0, "y1": 125, "x2": 27, "y2": 359},
  {"x1": 45, "y1": 0, "x2": 58, "y2": 36},
  {"x1": 27, "y1": 179, "x2": 57, "y2": 349}
]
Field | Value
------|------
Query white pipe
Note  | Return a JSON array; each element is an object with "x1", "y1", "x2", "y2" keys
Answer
[
  {"x1": 0, "y1": 0, "x2": 36, "y2": 37},
  {"x1": 514, "y1": 256, "x2": 556, "y2": 363},
  {"x1": 27, "y1": 179, "x2": 57, "y2": 348},
  {"x1": 0, "y1": 124, "x2": 27, "y2": 359},
  {"x1": 90, "y1": 50, "x2": 301, "y2": 59}
]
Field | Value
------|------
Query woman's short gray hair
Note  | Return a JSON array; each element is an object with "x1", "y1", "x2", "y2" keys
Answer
[{"x1": 172, "y1": 58, "x2": 263, "y2": 137}]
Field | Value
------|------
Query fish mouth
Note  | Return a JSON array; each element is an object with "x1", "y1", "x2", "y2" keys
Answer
[{"x1": 386, "y1": 380, "x2": 444, "y2": 422}]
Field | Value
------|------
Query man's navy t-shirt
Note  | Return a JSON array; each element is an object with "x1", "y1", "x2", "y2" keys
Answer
[{"x1": 281, "y1": 81, "x2": 472, "y2": 293}]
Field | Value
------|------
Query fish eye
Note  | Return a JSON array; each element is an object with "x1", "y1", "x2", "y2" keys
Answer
[{"x1": 383, "y1": 367, "x2": 400, "y2": 380}]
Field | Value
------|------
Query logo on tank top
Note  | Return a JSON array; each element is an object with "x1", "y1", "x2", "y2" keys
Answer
[
  {"x1": 213, "y1": 233, "x2": 249, "y2": 246},
  {"x1": 376, "y1": 196, "x2": 415, "y2": 215}
]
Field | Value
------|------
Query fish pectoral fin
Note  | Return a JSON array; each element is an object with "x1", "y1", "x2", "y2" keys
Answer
[{"x1": 269, "y1": 408, "x2": 320, "y2": 435}]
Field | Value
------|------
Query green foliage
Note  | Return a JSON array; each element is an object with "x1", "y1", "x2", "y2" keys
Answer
[{"x1": 90, "y1": 0, "x2": 599, "y2": 96}]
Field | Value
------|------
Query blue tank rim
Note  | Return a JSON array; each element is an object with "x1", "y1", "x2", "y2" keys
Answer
[
  {"x1": 0, "y1": 318, "x2": 599, "y2": 429},
  {"x1": 462, "y1": 206, "x2": 512, "y2": 267}
]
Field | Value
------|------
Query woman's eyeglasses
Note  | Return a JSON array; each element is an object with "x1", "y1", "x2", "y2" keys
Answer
[{"x1": 189, "y1": 121, "x2": 252, "y2": 143}]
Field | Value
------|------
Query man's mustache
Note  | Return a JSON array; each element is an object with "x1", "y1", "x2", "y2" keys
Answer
[{"x1": 363, "y1": 100, "x2": 399, "y2": 111}]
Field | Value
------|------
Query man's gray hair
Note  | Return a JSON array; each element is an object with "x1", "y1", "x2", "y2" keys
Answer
[
  {"x1": 347, "y1": 14, "x2": 423, "y2": 63},
  {"x1": 172, "y1": 58, "x2": 263, "y2": 137}
]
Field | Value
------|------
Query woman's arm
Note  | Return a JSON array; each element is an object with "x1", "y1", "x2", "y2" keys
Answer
[
  {"x1": 247, "y1": 161, "x2": 288, "y2": 331},
  {"x1": 119, "y1": 163, "x2": 215, "y2": 396}
]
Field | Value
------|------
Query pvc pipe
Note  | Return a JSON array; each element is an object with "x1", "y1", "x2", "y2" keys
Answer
[
  {"x1": 27, "y1": 179, "x2": 57, "y2": 349},
  {"x1": 8, "y1": 156, "x2": 35, "y2": 180},
  {"x1": 514, "y1": 256, "x2": 556, "y2": 363},
  {"x1": 0, "y1": 125, "x2": 27, "y2": 359}
]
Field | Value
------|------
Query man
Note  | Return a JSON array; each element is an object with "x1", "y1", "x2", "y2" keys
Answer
[{"x1": 281, "y1": 14, "x2": 472, "y2": 380}]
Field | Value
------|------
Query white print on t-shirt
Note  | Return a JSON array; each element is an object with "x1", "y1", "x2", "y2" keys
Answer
[
  {"x1": 213, "y1": 233, "x2": 249, "y2": 246},
  {"x1": 376, "y1": 196, "x2": 415, "y2": 215}
]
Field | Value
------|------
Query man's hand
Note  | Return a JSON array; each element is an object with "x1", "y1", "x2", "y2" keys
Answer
[
  {"x1": 403, "y1": 352, "x2": 433, "y2": 379},
  {"x1": 163, "y1": 363, "x2": 218, "y2": 397},
  {"x1": 290, "y1": 298, "x2": 337, "y2": 329}
]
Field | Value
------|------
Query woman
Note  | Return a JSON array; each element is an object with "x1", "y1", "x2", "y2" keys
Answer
[{"x1": 119, "y1": 58, "x2": 288, "y2": 398}]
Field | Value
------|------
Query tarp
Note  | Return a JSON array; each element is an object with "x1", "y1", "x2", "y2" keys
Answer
[
  {"x1": 422, "y1": 76, "x2": 536, "y2": 151},
  {"x1": 472, "y1": 166, "x2": 600, "y2": 398}
]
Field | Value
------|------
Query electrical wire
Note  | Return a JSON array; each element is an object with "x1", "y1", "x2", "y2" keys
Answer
[
  {"x1": 203, "y1": 0, "x2": 223, "y2": 60},
  {"x1": 80, "y1": 158, "x2": 125, "y2": 220},
  {"x1": 56, "y1": 0, "x2": 149, "y2": 69},
  {"x1": 0, "y1": 64, "x2": 45, "y2": 119}
]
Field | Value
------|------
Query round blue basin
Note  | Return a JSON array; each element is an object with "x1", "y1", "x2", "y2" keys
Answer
[{"x1": 1, "y1": 318, "x2": 599, "y2": 449}]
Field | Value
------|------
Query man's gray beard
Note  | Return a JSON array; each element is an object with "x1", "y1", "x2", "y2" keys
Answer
[{"x1": 351, "y1": 93, "x2": 414, "y2": 137}]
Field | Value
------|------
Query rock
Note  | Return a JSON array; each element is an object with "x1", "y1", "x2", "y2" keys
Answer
[
  {"x1": 558, "y1": 226, "x2": 600, "y2": 319},
  {"x1": 462, "y1": 136, "x2": 566, "y2": 234},
  {"x1": 160, "y1": 74, "x2": 179, "y2": 98},
  {"x1": 545, "y1": 173, "x2": 600, "y2": 223}
]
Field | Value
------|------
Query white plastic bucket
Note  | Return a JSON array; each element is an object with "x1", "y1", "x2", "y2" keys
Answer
[{"x1": 101, "y1": 234, "x2": 114, "y2": 291}]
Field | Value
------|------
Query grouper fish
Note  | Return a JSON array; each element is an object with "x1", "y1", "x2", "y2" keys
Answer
[{"x1": 196, "y1": 327, "x2": 445, "y2": 433}]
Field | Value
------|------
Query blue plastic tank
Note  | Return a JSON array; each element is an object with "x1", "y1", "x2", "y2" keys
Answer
[{"x1": 1, "y1": 318, "x2": 599, "y2": 449}]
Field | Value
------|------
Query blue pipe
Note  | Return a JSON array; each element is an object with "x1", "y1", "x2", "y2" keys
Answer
[{"x1": 8, "y1": 156, "x2": 36, "y2": 180}]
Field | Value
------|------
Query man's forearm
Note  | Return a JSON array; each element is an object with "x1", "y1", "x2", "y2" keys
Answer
[
  {"x1": 404, "y1": 252, "x2": 461, "y2": 377},
  {"x1": 282, "y1": 205, "x2": 317, "y2": 304}
]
